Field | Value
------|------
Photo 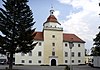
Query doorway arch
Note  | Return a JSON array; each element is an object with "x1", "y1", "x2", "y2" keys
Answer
[{"x1": 51, "y1": 59, "x2": 56, "y2": 66}]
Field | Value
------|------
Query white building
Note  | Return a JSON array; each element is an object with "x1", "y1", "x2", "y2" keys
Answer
[
  {"x1": 0, "y1": 54, "x2": 7, "y2": 64},
  {"x1": 15, "y1": 8, "x2": 85, "y2": 66},
  {"x1": 85, "y1": 56, "x2": 93, "y2": 64}
]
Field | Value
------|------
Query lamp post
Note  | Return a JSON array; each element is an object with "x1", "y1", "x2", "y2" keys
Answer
[{"x1": 69, "y1": 41, "x2": 73, "y2": 70}]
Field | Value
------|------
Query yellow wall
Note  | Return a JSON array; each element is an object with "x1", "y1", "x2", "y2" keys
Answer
[{"x1": 43, "y1": 29, "x2": 63, "y2": 65}]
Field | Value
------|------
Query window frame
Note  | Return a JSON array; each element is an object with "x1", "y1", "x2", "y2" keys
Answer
[
  {"x1": 65, "y1": 43, "x2": 67, "y2": 47},
  {"x1": 29, "y1": 51, "x2": 32, "y2": 56},
  {"x1": 52, "y1": 43, "x2": 55, "y2": 46},
  {"x1": 39, "y1": 42, "x2": 42, "y2": 46},
  {"x1": 52, "y1": 35, "x2": 55, "y2": 38},
  {"x1": 78, "y1": 44, "x2": 80, "y2": 47},
  {"x1": 78, "y1": 60, "x2": 81, "y2": 63},
  {"x1": 38, "y1": 60, "x2": 41, "y2": 63},
  {"x1": 52, "y1": 51, "x2": 55, "y2": 56},
  {"x1": 38, "y1": 51, "x2": 42, "y2": 56},
  {"x1": 65, "y1": 60, "x2": 68, "y2": 63},
  {"x1": 71, "y1": 52, "x2": 74, "y2": 57},
  {"x1": 72, "y1": 60, "x2": 74, "y2": 63},
  {"x1": 29, "y1": 60, "x2": 32, "y2": 63},
  {"x1": 78, "y1": 52, "x2": 81, "y2": 57},
  {"x1": 21, "y1": 53, "x2": 25, "y2": 56},
  {"x1": 21, "y1": 60, "x2": 25, "y2": 63},
  {"x1": 65, "y1": 52, "x2": 68, "y2": 57}
]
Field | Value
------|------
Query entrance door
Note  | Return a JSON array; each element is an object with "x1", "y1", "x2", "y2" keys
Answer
[{"x1": 51, "y1": 59, "x2": 56, "y2": 66}]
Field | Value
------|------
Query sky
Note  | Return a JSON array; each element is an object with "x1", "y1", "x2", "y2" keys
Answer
[{"x1": 0, "y1": 0, "x2": 100, "y2": 53}]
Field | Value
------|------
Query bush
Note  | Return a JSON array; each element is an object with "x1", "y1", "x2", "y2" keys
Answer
[{"x1": 65, "y1": 65, "x2": 70, "y2": 70}]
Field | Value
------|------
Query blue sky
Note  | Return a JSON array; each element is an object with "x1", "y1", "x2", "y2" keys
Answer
[
  {"x1": 0, "y1": 0, "x2": 100, "y2": 53},
  {"x1": 28, "y1": 0, "x2": 73, "y2": 30}
]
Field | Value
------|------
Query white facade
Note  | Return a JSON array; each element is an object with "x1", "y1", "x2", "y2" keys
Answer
[
  {"x1": 63, "y1": 42, "x2": 85, "y2": 65},
  {"x1": 15, "y1": 41, "x2": 44, "y2": 65},
  {"x1": 0, "y1": 54, "x2": 7, "y2": 64},
  {"x1": 15, "y1": 41, "x2": 85, "y2": 65},
  {"x1": 93, "y1": 56, "x2": 100, "y2": 67},
  {"x1": 85, "y1": 56, "x2": 93, "y2": 64}
]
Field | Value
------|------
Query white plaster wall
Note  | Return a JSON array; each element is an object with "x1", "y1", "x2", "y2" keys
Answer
[
  {"x1": 15, "y1": 41, "x2": 44, "y2": 65},
  {"x1": 63, "y1": 42, "x2": 85, "y2": 65},
  {"x1": 44, "y1": 22, "x2": 58, "y2": 28}
]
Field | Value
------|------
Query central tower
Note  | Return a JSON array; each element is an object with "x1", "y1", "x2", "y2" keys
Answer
[{"x1": 43, "y1": 8, "x2": 63, "y2": 65}]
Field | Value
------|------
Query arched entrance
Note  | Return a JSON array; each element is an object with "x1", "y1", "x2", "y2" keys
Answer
[{"x1": 51, "y1": 59, "x2": 56, "y2": 66}]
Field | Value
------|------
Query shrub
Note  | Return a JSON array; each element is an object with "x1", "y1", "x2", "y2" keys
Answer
[{"x1": 65, "y1": 65, "x2": 70, "y2": 70}]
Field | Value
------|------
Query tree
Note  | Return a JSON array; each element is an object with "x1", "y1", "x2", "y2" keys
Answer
[
  {"x1": 91, "y1": 47, "x2": 100, "y2": 56},
  {"x1": 93, "y1": 27, "x2": 100, "y2": 56},
  {"x1": 85, "y1": 49, "x2": 89, "y2": 56},
  {"x1": 0, "y1": 0, "x2": 37, "y2": 70}
]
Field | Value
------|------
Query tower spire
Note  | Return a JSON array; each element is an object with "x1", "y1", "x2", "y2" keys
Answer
[{"x1": 50, "y1": 5, "x2": 54, "y2": 15}]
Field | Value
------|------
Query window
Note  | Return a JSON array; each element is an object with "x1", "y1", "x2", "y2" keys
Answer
[
  {"x1": 39, "y1": 42, "x2": 41, "y2": 46},
  {"x1": 38, "y1": 51, "x2": 42, "y2": 56},
  {"x1": 78, "y1": 44, "x2": 80, "y2": 47},
  {"x1": 73, "y1": 43, "x2": 74, "y2": 47},
  {"x1": 78, "y1": 52, "x2": 81, "y2": 57},
  {"x1": 29, "y1": 51, "x2": 32, "y2": 56},
  {"x1": 78, "y1": 60, "x2": 81, "y2": 63},
  {"x1": 52, "y1": 51, "x2": 55, "y2": 56},
  {"x1": 21, "y1": 60, "x2": 25, "y2": 63},
  {"x1": 21, "y1": 53, "x2": 25, "y2": 56},
  {"x1": 65, "y1": 52, "x2": 68, "y2": 57},
  {"x1": 65, "y1": 60, "x2": 68, "y2": 63},
  {"x1": 38, "y1": 60, "x2": 41, "y2": 63},
  {"x1": 71, "y1": 52, "x2": 74, "y2": 57},
  {"x1": 29, "y1": 60, "x2": 32, "y2": 63},
  {"x1": 52, "y1": 48, "x2": 55, "y2": 51},
  {"x1": 52, "y1": 43, "x2": 55, "y2": 46},
  {"x1": 72, "y1": 60, "x2": 74, "y2": 63},
  {"x1": 65, "y1": 43, "x2": 67, "y2": 47},
  {"x1": 0, "y1": 54, "x2": 4, "y2": 57},
  {"x1": 52, "y1": 35, "x2": 55, "y2": 38}
]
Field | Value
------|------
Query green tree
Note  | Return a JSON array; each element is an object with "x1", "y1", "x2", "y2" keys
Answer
[
  {"x1": 93, "y1": 26, "x2": 100, "y2": 56},
  {"x1": 85, "y1": 49, "x2": 89, "y2": 56},
  {"x1": 0, "y1": 0, "x2": 37, "y2": 70}
]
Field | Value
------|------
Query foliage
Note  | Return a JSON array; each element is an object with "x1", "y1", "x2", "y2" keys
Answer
[
  {"x1": 93, "y1": 26, "x2": 100, "y2": 56},
  {"x1": 0, "y1": 0, "x2": 37, "y2": 69},
  {"x1": 91, "y1": 47, "x2": 100, "y2": 56},
  {"x1": 65, "y1": 65, "x2": 70, "y2": 70}
]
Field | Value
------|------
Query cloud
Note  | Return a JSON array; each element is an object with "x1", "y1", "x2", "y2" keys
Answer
[
  {"x1": 54, "y1": 10, "x2": 60, "y2": 19},
  {"x1": 58, "y1": 0, "x2": 100, "y2": 49}
]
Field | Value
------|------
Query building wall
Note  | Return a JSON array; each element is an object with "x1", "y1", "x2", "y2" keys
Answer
[
  {"x1": 85, "y1": 56, "x2": 93, "y2": 64},
  {"x1": 0, "y1": 54, "x2": 7, "y2": 64},
  {"x1": 15, "y1": 41, "x2": 44, "y2": 65},
  {"x1": 15, "y1": 40, "x2": 85, "y2": 65},
  {"x1": 63, "y1": 42, "x2": 85, "y2": 65},
  {"x1": 43, "y1": 28, "x2": 63, "y2": 65}
]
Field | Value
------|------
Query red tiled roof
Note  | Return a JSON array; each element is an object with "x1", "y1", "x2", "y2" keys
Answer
[
  {"x1": 44, "y1": 15, "x2": 61, "y2": 25},
  {"x1": 63, "y1": 33, "x2": 85, "y2": 43},
  {"x1": 34, "y1": 32, "x2": 85, "y2": 43},
  {"x1": 34, "y1": 32, "x2": 43, "y2": 41},
  {"x1": 46, "y1": 15, "x2": 58, "y2": 23}
]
